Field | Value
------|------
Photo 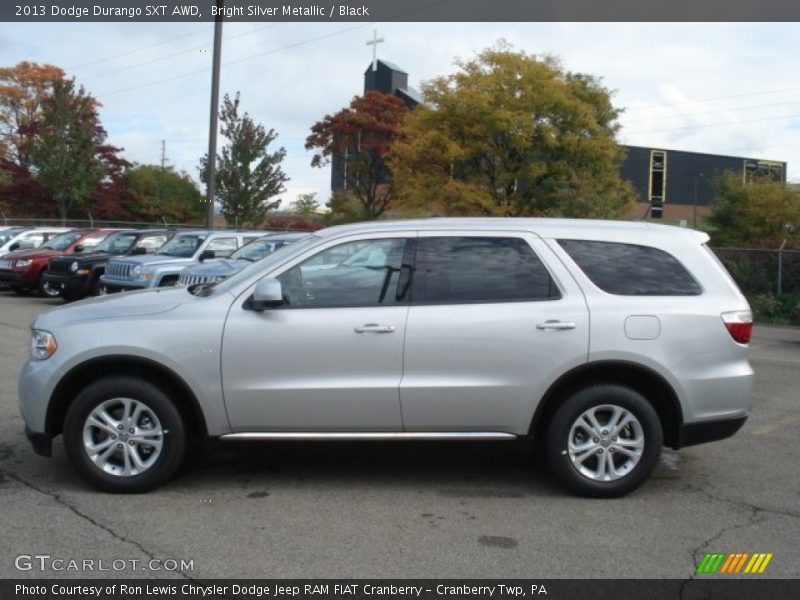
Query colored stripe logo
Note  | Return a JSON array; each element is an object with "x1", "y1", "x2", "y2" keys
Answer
[{"x1": 696, "y1": 552, "x2": 773, "y2": 574}]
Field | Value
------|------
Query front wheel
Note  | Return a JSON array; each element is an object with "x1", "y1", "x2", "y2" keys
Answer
[
  {"x1": 546, "y1": 384, "x2": 663, "y2": 498},
  {"x1": 63, "y1": 377, "x2": 187, "y2": 493},
  {"x1": 38, "y1": 275, "x2": 62, "y2": 298}
]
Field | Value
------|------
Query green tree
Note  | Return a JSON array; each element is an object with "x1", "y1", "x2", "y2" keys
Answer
[
  {"x1": 30, "y1": 78, "x2": 105, "y2": 223},
  {"x1": 293, "y1": 192, "x2": 320, "y2": 219},
  {"x1": 708, "y1": 171, "x2": 800, "y2": 247},
  {"x1": 306, "y1": 91, "x2": 408, "y2": 220},
  {"x1": 126, "y1": 164, "x2": 205, "y2": 223},
  {"x1": 200, "y1": 92, "x2": 288, "y2": 227},
  {"x1": 388, "y1": 45, "x2": 635, "y2": 218}
]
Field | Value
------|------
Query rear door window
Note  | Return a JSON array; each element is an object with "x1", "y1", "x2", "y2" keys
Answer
[
  {"x1": 413, "y1": 237, "x2": 560, "y2": 304},
  {"x1": 557, "y1": 239, "x2": 701, "y2": 296}
]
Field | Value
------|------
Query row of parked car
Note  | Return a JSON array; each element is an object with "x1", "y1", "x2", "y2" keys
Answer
[{"x1": 0, "y1": 225, "x2": 309, "y2": 301}]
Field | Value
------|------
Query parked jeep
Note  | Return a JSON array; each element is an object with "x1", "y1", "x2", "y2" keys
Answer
[
  {"x1": 177, "y1": 232, "x2": 308, "y2": 287},
  {"x1": 0, "y1": 229, "x2": 114, "y2": 297},
  {"x1": 43, "y1": 230, "x2": 173, "y2": 302},
  {"x1": 100, "y1": 230, "x2": 267, "y2": 292}
]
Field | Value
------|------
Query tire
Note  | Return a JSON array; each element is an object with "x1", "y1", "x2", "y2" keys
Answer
[
  {"x1": 38, "y1": 274, "x2": 62, "y2": 298},
  {"x1": 63, "y1": 377, "x2": 187, "y2": 493},
  {"x1": 90, "y1": 274, "x2": 106, "y2": 296},
  {"x1": 546, "y1": 384, "x2": 663, "y2": 498}
]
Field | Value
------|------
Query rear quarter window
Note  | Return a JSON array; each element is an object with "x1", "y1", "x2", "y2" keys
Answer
[{"x1": 557, "y1": 239, "x2": 702, "y2": 296}]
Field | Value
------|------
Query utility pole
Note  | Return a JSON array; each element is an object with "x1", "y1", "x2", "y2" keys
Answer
[
  {"x1": 158, "y1": 139, "x2": 166, "y2": 215},
  {"x1": 205, "y1": 0, "x2": 224, "y2": 229}
]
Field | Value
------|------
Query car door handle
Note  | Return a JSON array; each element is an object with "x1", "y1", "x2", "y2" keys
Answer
[
  {"x1": 354, "y1": 324, "x2": 396, "y2": 334},
  {"x1": 536, "y1": 320, "x2": 577, "y2": 331}
]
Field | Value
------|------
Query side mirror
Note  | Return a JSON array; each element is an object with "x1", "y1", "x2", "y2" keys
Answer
[
  {"x1": 131, "y1": 247, "x2": 147, "y2": 256},
  {"x1": 248, "y1": 278, "x2": 284, "y2": 311},
  {"x1": 8, "y1": 243, "x2": 19, "y2": 252},
  {"x1": 73, "y1": 244, "x2": 84, "y2": 253},
  {"x1": 199, "y1": 249, "x2": 215, "y2": 262}
]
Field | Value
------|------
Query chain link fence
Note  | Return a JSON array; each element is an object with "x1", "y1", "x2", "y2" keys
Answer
[{"x1": 712, "y1": 246, "x2": 800, "y2": 325}]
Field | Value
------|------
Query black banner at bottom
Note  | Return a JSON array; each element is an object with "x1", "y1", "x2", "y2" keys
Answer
[{"x1": 4, "y1": 580, "x2": 800, "y2": 600}]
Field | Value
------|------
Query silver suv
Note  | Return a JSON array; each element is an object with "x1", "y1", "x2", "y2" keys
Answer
[{"x1": 18, "y1": 219, "x2": 753, "y2": 496}]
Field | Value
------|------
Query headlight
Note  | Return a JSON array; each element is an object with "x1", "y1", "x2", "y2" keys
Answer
[
  {"x1": 69, "y1": 261, "x2": 79, "y2": 273},
  {"x1": 31, "y1": 330, "x2": 57, "y2": 360},
  {"x1": 131, "y1": 265, "x2": 142, "y2": 277},
  {"x1": 15, "y1": 259, "x2": 33, "y2": 268}
]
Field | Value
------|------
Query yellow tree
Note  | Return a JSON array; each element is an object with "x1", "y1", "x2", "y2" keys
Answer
[
  {"x1": 0, "y1": 61, "x2": 65, "y2": 169},
  {"x1": 389, "y1": 45, "x2": 635, "y2": 218}
]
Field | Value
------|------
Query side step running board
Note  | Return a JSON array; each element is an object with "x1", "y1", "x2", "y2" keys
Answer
[{"x1": 219, "y1": 432, "x2": 517, "y2": 441}]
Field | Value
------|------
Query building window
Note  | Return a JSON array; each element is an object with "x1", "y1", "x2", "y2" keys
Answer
[
  {"x1": 649, "y1": 150, "x2": 667, "y2": 217},
  {"x1": 744, "y1": 160, "x2": 783, "y2": 183}
]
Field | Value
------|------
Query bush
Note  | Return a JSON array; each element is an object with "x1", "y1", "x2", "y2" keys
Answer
[{"x1": 747, "y1": 292, "x2": 800, "y2": 325}]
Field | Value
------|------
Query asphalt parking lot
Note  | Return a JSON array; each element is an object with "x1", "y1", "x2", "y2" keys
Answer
[{"x1": 0, "y1": 290, "x2": 798, "y2": 580}]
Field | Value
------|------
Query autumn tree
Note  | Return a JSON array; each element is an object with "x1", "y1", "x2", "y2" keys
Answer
[
  {"x1": 708, "y1": 171, "x2": 800, "y2": 247},
  {"x1": 124, "y1": 165, "x2": 204, "y2": 223},
  {"x1": 200, "y1": 92, "x2": 288, "y2": 227},
  {"x1": 292, "y1": 192, "x2": 320, "y2": 219},
  {"x1": 30, "y1": 78, "x2": 109, "y2": 223},
  {"x1": 306, "y1": 91, "x2": 408, "y2": 221},
  {"x1": 0, "y1": 61, "x2": 65, "y2": 169},
  {"x1": 388, "y1": 46, "x2": 635, "y2": 218}
]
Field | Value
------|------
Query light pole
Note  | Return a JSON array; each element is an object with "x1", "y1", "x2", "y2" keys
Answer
[{"x1": 693, "y1": 172, "x2": 704, "y2": 227}]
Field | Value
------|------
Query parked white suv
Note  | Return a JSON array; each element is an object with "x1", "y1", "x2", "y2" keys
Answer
[{"x1": 18, "y1": 218, "x2": 753, "y2": 496}]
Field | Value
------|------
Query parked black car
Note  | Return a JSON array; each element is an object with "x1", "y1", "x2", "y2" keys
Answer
[{"x1": 43, "y1": 229, "x2": 173, "y2": 301}]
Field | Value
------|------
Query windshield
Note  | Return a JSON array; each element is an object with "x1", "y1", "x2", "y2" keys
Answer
[
  {"x1": 0, "y1": 229, "x2": 26, "y2": 245},
  {"x1": 230, "y1": 237, "x2": 299, "y2": 262},
  {"x1": 158, "y1": 234, "x2": 205, "y2": 258},
  {"x1": 196, "y1": 235, "x2": 321, "y2": 296},
  {"x1": 92, "y1": 232, "x2": 138, "y2": 254},
  {"x1": 41, "y1": 232, "x2": 83, "y2": 251}
]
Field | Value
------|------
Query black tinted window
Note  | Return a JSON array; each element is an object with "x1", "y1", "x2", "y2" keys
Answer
[
  {"x1": 413, "y1": 237, "x2": 559, "y2": 304},
  {"x1": 558, "y1": 239, "x2": 701, "y2": 296},
  {"x1": 278, "y1": 238, "x2": 408, "y2": 308}
]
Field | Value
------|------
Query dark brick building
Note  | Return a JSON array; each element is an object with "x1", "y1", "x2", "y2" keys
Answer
[{"x1": 331, "y1": 60, "x2": 787, "y2": 222}]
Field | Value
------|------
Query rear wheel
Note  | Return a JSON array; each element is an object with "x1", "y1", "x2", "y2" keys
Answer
[
  {"x1": 63, "y1": 377, "x2": 187, "y2": 493},
  {"x1": 546, "y1": 384, "x2": 662, "y2": 497}
]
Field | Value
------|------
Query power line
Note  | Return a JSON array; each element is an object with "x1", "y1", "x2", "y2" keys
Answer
[
  {"x1": 623, "y1": 98, "x2": 800, "y2": 124},
  {"x1": 623, "y1": 111, "x2": 800, "y2": 136},
  {"x1": 623, "y1": 83, "x2": 800, "y2": 113},
  {"x1": 96, "y1": 22, "x2": 375, "y2": 98},
  {"x1": 81, "y1": 23, "x2": 286, "y2": 83},
  {"x1": 65, "y1": 26, "x2": 211, "y2": 71}
]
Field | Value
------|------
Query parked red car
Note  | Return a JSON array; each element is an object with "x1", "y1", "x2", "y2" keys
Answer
[{"x1": 0, "y1": 229, "x2": 115, "y2": 297}]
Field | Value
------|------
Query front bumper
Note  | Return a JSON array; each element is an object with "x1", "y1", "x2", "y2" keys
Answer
[
  {"x1": 677, "y1": 415, "x2": 748, "y2": 448},
  {"x1": 100, "y1": 277, "x2": 147, "y2": 293},
  {"x1": 42, "y1": 271, "x2": 90, "y2": 296},
  {"x1": 0, "y1": 270, "x2": 24, "y2": 285}
]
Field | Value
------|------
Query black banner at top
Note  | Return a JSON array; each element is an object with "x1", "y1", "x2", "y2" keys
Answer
[{"x1": 3, "y1": 0, "x2": 800, "y2": 23}]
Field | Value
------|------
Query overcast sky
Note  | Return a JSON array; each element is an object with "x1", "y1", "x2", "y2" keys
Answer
[{"x1": 2, "y1": 22, "x2": 800, "y2": 209}]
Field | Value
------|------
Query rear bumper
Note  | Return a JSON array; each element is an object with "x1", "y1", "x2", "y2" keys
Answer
[
  {"x1": 25, "y1": 426, "x2": 52, "y2": 457},
  {"x1": 677, "y1": 415, "x2": 748, "y2": 448}
]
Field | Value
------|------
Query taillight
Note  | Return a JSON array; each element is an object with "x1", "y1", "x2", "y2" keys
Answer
[{"x1": 721, "y1": 310, "x2": 753, "y2": 344}]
